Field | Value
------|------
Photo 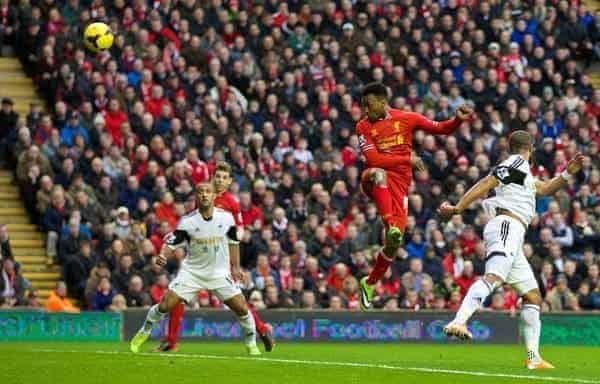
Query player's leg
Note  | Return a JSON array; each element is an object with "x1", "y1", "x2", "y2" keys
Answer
[
  {"x1": 360, "y1": 168, "x2": 404, "y2": 247},
  {"x1": 445, "y1": 217, "x2": 513, "y2": 339},
  {"x1": 444, "y1": 272, "x2": 502, "y2": 339},
  {"x1": 359, "y1": 170, "x2": 406, "y2": 310},
  {"x1": 521, "y1": 289, "x2": 555, "y2": 369},
  {"x1": 508, "y1": 253, "x2": 554, "y2": 369},
  {"x1": 248, "y1": 305, "x2": 275, "y2": 352},
  {"x1": 157, "y1": 302, "x2": 185, "y2": 352},
  {"x1": 130, "y1": 290, "x2": 182, "y2": 353},
  {"x1": 215, "y1": 284, "x2": 260, "y2": 355}
]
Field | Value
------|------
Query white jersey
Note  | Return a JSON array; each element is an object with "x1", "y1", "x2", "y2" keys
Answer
[
  {"x1": 482, "y1": 154, "x2": 536, "y2": 225},
  {"x1": 165, "y1": 208, "x2": 237, "y2": 287}
]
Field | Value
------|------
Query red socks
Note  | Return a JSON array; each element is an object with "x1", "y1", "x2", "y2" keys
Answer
[
  {"x1": 371, "y1": 185, "x2": 394, "y2": 228},
  {"x1": 166, "y1": 302, "x2": 185, "y2": 346},
  {"x1": 248, "y1": 305, "x2": 269, "y2": 335},
  {"x1": 366, "y1": 250, "x2": 393, "y2": 285}
]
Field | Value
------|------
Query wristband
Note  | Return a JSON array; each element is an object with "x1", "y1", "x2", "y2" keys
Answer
[{"x1": 561, "y1": 170, "x2": 572, "y2": 181}]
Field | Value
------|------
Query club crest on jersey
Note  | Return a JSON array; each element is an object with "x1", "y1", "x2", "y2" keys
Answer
[{"x1": 495, "y1": 167, "x2": 510, "y2": 180}]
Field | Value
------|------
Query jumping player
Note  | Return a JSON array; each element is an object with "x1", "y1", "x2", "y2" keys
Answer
[
  {"x1": 130, "y1": 182, "x2": 261, "y2": 355},
  {"x1": 357, "y1": 82, "x2": 473, "y2": 310},
  {"x1": 156, "y1": 162, "x2": 275, "y2": 352},
  {"x1": 438, "y1": 131, "x2": 584, "y2": 369}
]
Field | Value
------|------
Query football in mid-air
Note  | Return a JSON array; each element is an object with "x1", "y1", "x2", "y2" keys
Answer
[{"x1": 83, "y1": 22, "x2": 114, "y2": 53}]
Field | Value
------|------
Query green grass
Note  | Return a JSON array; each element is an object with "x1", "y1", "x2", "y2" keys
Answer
[{"x1": 0, "y1": 342, "x2": 599, "y2": 384}]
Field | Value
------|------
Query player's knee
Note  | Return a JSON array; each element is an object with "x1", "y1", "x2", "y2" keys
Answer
[
  {"x1": 483, "y1": 273, "x2": 503, "y2": 290},
  {"x1": 226, "y1": 295, "x2": 248, "y2": 317},
  {"x1": 522, "y1": 290, "x2": 543, "y2": 306},
  {"x1": 160, "y1": 291, "x2": 180, "y2": 312},
  {"x1": 369, "y1": 168, "x2": 387, "y2": 186}
]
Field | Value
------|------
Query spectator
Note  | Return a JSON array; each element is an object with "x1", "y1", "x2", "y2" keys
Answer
[
  {"x1": 113, "y1": 206, "x2": 132, "y2": 240},
  {"x1": 0, "y1": 224, "x2": 12, "y2": 262},
  {"x1": 455, "y1": 260, "x2": 477, "y2": 297},
  {"x1": 58, "y1": 217, "x2": 87, "y2": 264},
  {"x1": 0, "y1": 258, "x2": 25, "y2": 306},
  {"x1": 46, "y1": 281, "x2": 79, "y2": 313},
  {"x1": 112, "y1": 254, "x2": 137, "y2": 294},
  {"x1": 92, "y1": 277, "x2": 116, "y2": 311},
  {"x1": 64, "y1": 240, "x2": 95, "y2": 303},
  {"x1": 108, "y1": 294, "x2": 128, "y2": 313},
  {"x1": 150, "y1": 273, "x2": 169, "y2": 304},
  {"x1": 546, "y1": 274, "x2": 577, "y2": 311},
  {"x1": 124, "y1": 275, "x2": 151, "y2": 308},
  {"x1": 85, "y1": 262, "x2": 111, "y2": 306}
]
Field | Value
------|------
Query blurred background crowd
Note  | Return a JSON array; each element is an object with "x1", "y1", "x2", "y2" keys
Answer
[{"x1": 0, "y1": 0, "x2": 598, "y2": 313}]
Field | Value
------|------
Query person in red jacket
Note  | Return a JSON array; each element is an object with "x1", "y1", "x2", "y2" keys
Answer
[
  {"x1": 144, "y1": 85, "x2": 171, "y2": 119},
  {"x1": 357, "y1": 82, "x2": 473, "y2": 310},
  {"x1": 157, "y1": 162, "x2": 275, "y2": 353},
  {"x1": 240, "y1": 191, "x2": 264, "y2": 227},
  {"x1": 183, "y1": 148, "x2": 209, "y2": 185},
  {"x1": 103, "y1": 98, "x2": 128, "y2": 147},
  {"x1": 454, "y1": 260, "x2": 477, "y2": 297}
]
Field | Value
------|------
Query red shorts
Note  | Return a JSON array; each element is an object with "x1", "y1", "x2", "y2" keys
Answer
[{"x1": 361, "y1": 168, "x2": 408, "y2": 231}]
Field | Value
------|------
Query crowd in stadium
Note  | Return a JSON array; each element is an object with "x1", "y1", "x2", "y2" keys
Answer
[{"x1": 0, "y1": 0, "x2": 599, "y2": 312}]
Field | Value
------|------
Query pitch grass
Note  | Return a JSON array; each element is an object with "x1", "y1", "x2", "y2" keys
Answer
[{"x1": 1, "y1": 342, "x2": 599, "y2": 384}]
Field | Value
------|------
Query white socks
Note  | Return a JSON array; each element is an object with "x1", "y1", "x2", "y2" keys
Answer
[
  {"x1": 454, "y1": 279, "x2": 494, "y2": 324},
  {"x1": 141, "y1": 304, "x2": 166, "y2": 332},
  {"x1": 521, "y1": 304, "x2": 541, "y2": 362},
  {"x1": 238, "y1": 312, "x2": 257, "y2": 346}
]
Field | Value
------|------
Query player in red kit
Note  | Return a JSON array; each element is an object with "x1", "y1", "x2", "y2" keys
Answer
[
  {"x1": 357, "y1": 82, "x2": 473, "y2": 310},
  {"x1": 157, "y1": 161, "x2": 275, "y2": 352}
]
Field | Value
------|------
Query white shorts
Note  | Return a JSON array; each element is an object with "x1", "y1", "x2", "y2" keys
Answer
[
  {"x1": 483, "y1": 215, "x2": 538, "y2": 295},
  {"x1": 168, "y1": 267, "x2": 241, "y2": 303}
]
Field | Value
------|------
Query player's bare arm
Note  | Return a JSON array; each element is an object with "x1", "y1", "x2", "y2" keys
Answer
[
  {"x1": 535, "y1": 153, "x2": 584, "y2": 196},
  {"x1": 229, "y1": 242, "x2": 245, "y2": 283},
  {"x1": 439, "y1": 175, "x2": 499, "y2": 219},
  {"x1": 156, "y1": 244, "x2": 174, "y2": 267}
]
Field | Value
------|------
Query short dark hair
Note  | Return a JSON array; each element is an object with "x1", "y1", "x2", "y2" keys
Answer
[
  {"x1": 361, "y1": 82, "x2": 388, "y2": 100},
  {"x1": 215, "y1": 161, "x2": 232, "y2": 175},
  {"x1": 508, "y1": 130, "x2": 533, "y2": 153}
]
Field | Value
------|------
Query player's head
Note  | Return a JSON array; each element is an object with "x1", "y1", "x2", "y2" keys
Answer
[
  {"x1": 195, "y1": 182, "x2": 216, "y2": 210},
  {"x1": 213, "y1": 161, "x2": 232, "y2": 193},
  {"x1": 508, "y1": 130, "x2": 534, "y2": 159},
  {"x1": 361, "y1": 82, "x2": 389, "y2": 122}
]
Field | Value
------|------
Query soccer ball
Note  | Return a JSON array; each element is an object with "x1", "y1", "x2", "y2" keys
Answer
[{"x1": 83, "y1": 22, "x2": 114, "y2": 53}]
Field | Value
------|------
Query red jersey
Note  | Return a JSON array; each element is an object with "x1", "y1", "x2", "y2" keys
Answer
[
  {"x1": 214, "y1": 190, "x2": 243, "y2": 226},
  {"x1": 357, "y1": 109, "x2": 461, "y2": 187}
]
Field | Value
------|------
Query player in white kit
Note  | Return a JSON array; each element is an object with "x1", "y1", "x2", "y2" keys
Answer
[
  {"x1": 438, "y1": 131, "x2": 584, "y2": 370},
  {"x1": 130, "y1": 182, "x2": 260, "y2": 355}
]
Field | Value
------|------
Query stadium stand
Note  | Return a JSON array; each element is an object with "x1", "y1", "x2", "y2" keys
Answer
[{"x1": 0, "y1": 0, "x2": 598, "y2": 312}]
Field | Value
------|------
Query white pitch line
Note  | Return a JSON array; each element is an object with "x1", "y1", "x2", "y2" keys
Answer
[{"x1": 31, "y1": 348, "x2": 598, "y2": 384}]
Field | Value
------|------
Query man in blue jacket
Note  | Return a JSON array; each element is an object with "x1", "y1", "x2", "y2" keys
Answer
[{"x1": 60, "y1": 111, "x2": 89, "y2": 147}]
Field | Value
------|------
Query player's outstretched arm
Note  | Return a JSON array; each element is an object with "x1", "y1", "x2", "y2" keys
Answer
[
  {"x1": 413, "y1": 105, "x2": 474, "y2": 135},
  {"x1": 535, "y1": 153, "x2": 584, "y2": 196},
  {"x1": 438, "y1": 175, "x2": 499, "y2": 219}
]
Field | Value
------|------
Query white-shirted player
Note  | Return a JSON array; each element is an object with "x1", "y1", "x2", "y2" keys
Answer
[
  {"x1": 438, "y1": 130, "x2": 584, "y2": 370},
  {"x1": 130, "y1": 182, "x2": 260, "y2": 355}
]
